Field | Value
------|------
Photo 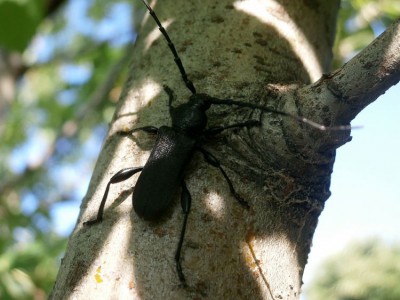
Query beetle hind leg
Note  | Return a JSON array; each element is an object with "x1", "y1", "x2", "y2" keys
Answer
[
  {"x1": 83, "y1": 167, "x2": 143, "y2": 226},
  {"x1": 175, "y1": 180, "x2": 192, "y2": 283}
]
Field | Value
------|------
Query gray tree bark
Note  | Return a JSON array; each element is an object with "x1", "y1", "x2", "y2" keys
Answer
[{"x1": 50, "y1": 1, "x2": 400, "y2": 299}]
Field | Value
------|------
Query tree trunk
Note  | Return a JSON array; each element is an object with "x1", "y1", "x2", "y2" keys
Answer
[{"x1": 50, "y1": 1, "x2": 400, "y2": 299}]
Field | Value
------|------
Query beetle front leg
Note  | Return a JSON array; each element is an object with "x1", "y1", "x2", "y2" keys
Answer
[
  {"x1": 175, "y1": 180, "x2": 191, "y2": 284},
  {"x1": 163, "y1": 85, "x2": 178, "y2": 115},
  {"x1": 118, "y1": 126, "x2": 159, "y2": 136},
  {"x1": 84, "y1": 167, "x2": 143, "y2": 226}
]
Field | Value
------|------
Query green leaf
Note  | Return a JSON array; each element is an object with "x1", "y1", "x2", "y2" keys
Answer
[{"x1": 0, "y1": 0, "x2": 44, "y2": 52}]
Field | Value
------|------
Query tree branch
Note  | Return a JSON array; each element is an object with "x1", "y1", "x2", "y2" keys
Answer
[
  {"x1": 287, "y1": 19, "x2": 400, "y2": 153},
  {"x1": 324, "y1": 18, "x2": 400, "y2": 122}
]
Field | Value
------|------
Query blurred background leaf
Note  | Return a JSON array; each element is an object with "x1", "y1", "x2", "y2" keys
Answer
[
  {"x1": 333, "y1": 0, "x2": 400, "y2": 66},
  {"x1": 306, "y1": 239, "x2": 400, "y2": 300},
  {"x1": 0, "y1": 0, "x2": 44, "y2": 52}
]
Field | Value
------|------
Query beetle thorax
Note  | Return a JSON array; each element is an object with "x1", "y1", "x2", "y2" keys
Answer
[{"x1": 171, "y1": 95, "x2": 210, "y2": 135}]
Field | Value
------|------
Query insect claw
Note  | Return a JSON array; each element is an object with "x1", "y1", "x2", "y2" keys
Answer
[
  {"x1": 83, "y1": 218, "x2": 102, "y2": 226},
  {"x1": 176, "y1": 262, "x2": 186, "y2": 283},
  {"x1": 234, "y1": 193, "x2": 250, "y2": 209}
]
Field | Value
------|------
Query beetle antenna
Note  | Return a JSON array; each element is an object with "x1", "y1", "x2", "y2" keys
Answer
[
  {"x1": 205, "y1": 97, "x2": 359, "y2": 131},
  {"x1": 142, "y1": 0, "x2": 196, "y2": 94}
]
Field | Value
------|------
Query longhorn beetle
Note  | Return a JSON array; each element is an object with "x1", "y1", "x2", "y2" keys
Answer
[{"x1": 84, "y1": 0, "x2": 352, "y2": 283}]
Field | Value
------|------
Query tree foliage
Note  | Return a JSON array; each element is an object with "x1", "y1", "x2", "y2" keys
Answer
[
  {"x1": 0, "y1": 0, "x2": 398, "y2": 298},
  {"x1": 0, "y1": 0, "x2": 136, "y2": 298},
  {"x1": 307, "y1": 239, "x2": 400, "y2": 300}
]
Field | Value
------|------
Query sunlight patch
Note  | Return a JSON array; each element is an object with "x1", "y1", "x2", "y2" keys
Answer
[
  {"x1": 205, "y1": 192, "x2": 226, "y2": 219},
  {"x1": 233, "y1": 0, "x2": 323, "y2": 81}
]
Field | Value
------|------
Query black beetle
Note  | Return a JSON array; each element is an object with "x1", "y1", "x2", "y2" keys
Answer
[
  {"x1": 84, "y1": 0, "x2": 351, "y2": 283},
  {"x1": 83, "y1": 84, "x2": 259, "y2": 282}
]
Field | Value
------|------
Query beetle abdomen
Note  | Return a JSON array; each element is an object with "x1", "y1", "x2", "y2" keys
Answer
[{"x1": 132, "y1": 126, "x2": 196, "y2": 220}]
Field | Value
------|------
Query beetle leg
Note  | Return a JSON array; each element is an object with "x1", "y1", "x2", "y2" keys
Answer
[
  {"x1": 119, "y1": 126, "x2": 159, "y2": 136},
  {"x1": 84, "y1": 167, "x2": 143, "y2": 226},
  {"x1": 175, "y1": 180, "x2": 191, "y2": 283},
  {"x1": 132, "y1": 126, "x2": 159, "y2": 134},
  {"x1": 163, "y1": 85, "x2": 177, "y2": 115},
  {"x1": 197, "y1": 147, "x2": 249, "y2": 208}
]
